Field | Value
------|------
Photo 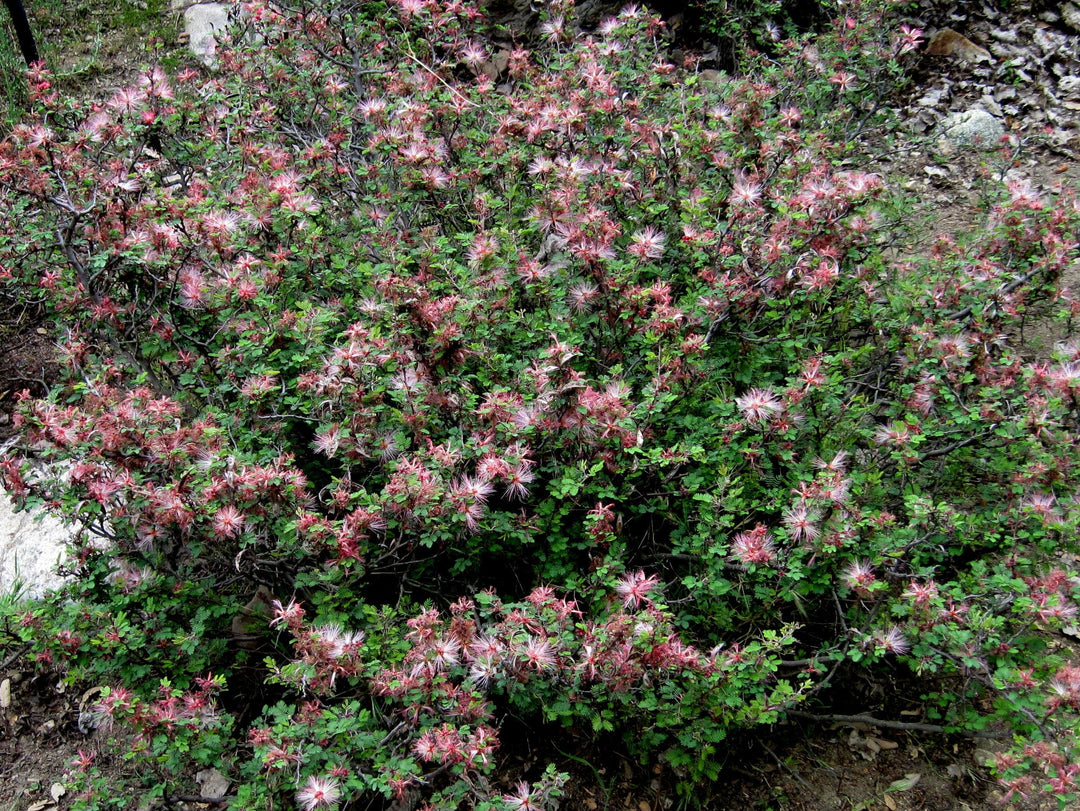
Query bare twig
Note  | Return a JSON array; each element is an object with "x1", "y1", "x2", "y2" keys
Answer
[
  {"x1": 400, "y1": 47, "x2": 479, "y2": 109},
  {"x1": 785, "y1": 709, "x2": 1008, "y2": 739}
]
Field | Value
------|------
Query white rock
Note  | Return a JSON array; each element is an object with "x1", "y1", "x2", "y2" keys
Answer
[
  {"x1": 180, "y1": 1, "x2": 231, "y2": 67},
  {"x1": 0, "y1": 490, "x2": 70, "y2": 598},
  {"x1": 938, "y1": 109, "x2": 1006, "y2": 148}
]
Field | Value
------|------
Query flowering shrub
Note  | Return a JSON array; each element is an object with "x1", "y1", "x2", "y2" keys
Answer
[
  {"x1": 2, "y1": 0, "x2": 1080, "y2": 805},
  {"x1": 232, "y1": 585, "x2": 793, "y2": 807}
]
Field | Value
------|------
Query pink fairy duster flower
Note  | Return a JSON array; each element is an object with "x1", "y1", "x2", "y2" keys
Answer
[
  {"x1": 520, "y1": 635, "x2": 557, "y2": 672},
  {"x1": 779, "y1": 106, "x2": 802, "y2": 127},
  {"x1": 904, "y1": 580, "x2": 939, "y2": 608},
  {"x1": 270, "y1": 598, "x2": 305, "y2": 629},
  {"x1": 468, "y1": 233, "x2": 499, "y2": 266},
  {"x1": 873, "y1": 626, "x2": 910, "y2": 655},
  {"x1": 735, "y1": 387, "x2": 783, "y2": 425},
  {"x1": 873, "y1": 422, "x2": 912, "y2": 447},
  {"x1": 782, "y1": 506, "x2": 821, "y2": 543},
  {"x1": 907, "y1": 375, "x2": 936, "y2": 416},
  {"x1": 829, "y1": 71, "x2": 857, "y2": 91},
  {"x1": 628, "y1": 227, "x2": 666, "y2": 260},
  {"x1": 460, "y1": 41, "x2": 487, "y2": 69},
  {"x1": 504, "y1": 782, "x2": 541, "y2": 810},
  {"x1": 504, "y1": 462, "x2": 535, "y2": 501},
  {"x1": 312, "y1": 425, "x2": 342, "y2": 457},
  {"x1": 615, "y1": 570, "x2": 660, "y2": 609},
  {"x1": 1022, "y1": 493, "x2": 1061, "y2": 525},
  {"x1": 296, "y1": 775, "x2": 342, "y2": 811},
  {"x1": 428, "y1": 636, "x2": 461, "y2": 671},
  {"x1": 842, "y1": 560, "x2": 876, "y2": 595},
  {"x1": 729, "y1": 174, "x2": 763, "y2": 208},
  {"x1": 469, "y1": 637, "x2": 504, "y2": 678},
  {"x1": 469, "y1": 656, "x2": 499, "y2": 688},
  {"x1": 527, "y1": 156, "x2": 555, "y2": 176},
  {"x1": 824, "y1": 477, "x2": 852, "y2": 505},
  {"x1": 894, "y1": 24, "x2": 923, "y2": 55},
  {"x1": 730, "y1": 525, "x2": 776, "y2": 565},
  {"x1": 452, "y1": 475, "x2": 495, "y2": 505},
  {"x1": 538, "y1": 15, "x2": 566, "y2": 41},
  {"x1": 107, "y1": 86, "x2": 146, "y2": 114},
  {"x1": 201, "y1": 209, "x2": 241, "y2": 237},
  {"x1": 212, "y1": 505, "x2": 246, "y2": 539},
  {"x1": 568, "y1": 282, "x2": 599, "y2": 312},
  {"x1": 814, "y1": 450, "x2": 849, "y2": 473},
  {"x1": 413, "y1": 731, "x2": 437, "y2": 762}
]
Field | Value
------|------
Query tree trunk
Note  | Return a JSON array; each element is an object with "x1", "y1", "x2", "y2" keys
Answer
[{"x1": 3, "y1": 0, "x2": 39, "y2": 67}]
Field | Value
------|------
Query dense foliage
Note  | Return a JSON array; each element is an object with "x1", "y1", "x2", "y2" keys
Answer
[{"x1": 2, "y1": 0, "x2": 1080, "y2": 806}]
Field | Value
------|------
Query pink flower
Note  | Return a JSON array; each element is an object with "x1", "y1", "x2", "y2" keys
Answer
[
  {"x1": 468, "y1": 233, "x2": 499, "y2": 266},
  {"x1": 779, "y1": 106, "x2": 802, "y2": 127},
  {"x1": 813, "y1": 451, "x2": 849, "y2": 473},
  {"x1": 782, "y1": 506, "x2": 820, "y2": 543},
  {"x1": 539, "y1": 15, "x2": 565, "y2": 41},
  {"x1": 730, "y1": 525, "x2": 775, "y2": 565},
  {"x1": 428, "y1": 636, "x2": 461, "y2": 671},
  {"x1": 842, "y1": 560, "x2": 876, "y2": 595},
  {"x1": 212, "y1": 505, "x2": 245, "y2": 539},
  {"x1": 829, "y1": 71, "x2": 857, "y2": 92},
  {"x1": 615, "y1": 570, "x2": 660, "y2": 609},
  {"x1": 568, "y1": 282, "x2": 599, "y2": 312},
  {"x1": 735, "y1": 387, "x2": 782, "y2": 425},
  {"x1": 312, "y1": 425, "x2": 342, "y2": 457},
  {"x1": 628, "y1": 227, "x2": 666, "y2": 260},
  {"x1": 729, "y1": 174, "x2": 763, "y2": 208},
  {"x1": 895, "y1": 24, "x2": 923, "y2": 54},
  {"x1": 873, "y1": 626, "x2": 910, "y2": 655},
  {"x1": 469, "y1": 656, "x2": 499, "y2": 688},
  {"x1": 451, "y1": 475, "x2": 495, "y2": 505},
  {"x1": 413, "y1": 731, "x2": 438, "y2": 761},
  {"x1": 270, "y1": 599, "x2": 305, "y2": 629},
  {"x1": 460, "y1": 41, "x2": 487, "y2": 69},
  {"x1": 904, "y1": 580, "x2": 938, "y2": 607},
  {"x1": 873, "y1": 422, "x2": 912, "y2": 447},
  {"x1": 296, "y1": 775, "x2": 342, "y2": 811},
  {"x1": 503, "y1": 462, "x2": 535, "y2": 501},
  {"x1": 520, "y1": 635, "x2": 557, "y2": 671},
  {"x1": 504, "y1": 782, "x2": 541, "y2": 810}
]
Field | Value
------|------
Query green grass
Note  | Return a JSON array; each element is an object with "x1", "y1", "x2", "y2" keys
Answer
[{"x1": 0, "y1": 14, "x2": 31, "y2": 123}]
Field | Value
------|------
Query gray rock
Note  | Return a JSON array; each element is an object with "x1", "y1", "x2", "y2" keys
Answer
[
  {"x1": 1034, "y1": 27, "x2": 1065, "y2": 54},
  {"x1": 1064, "y1": 2, "x2": 1080, "y2": 32},
  {"x1": 917, "y1": 86, "x2": 949, "y2": 107},
  {"x1": 196, "y1": 769, "x2": 231, "y2": 800},
  {"x1": 980, "y1": 94, "x2": 1004, "y2": 116},
  {"x1": 1060, "y1": 75, "x2": 1080, "y2": 96},
  {"x1": 989, "y1": 41, "x2": 1019, "y2": 59},
  {"x1": 938, "y1": 109, "x2": 1006, "y2": 147},
  {"x1": 1047, "y1": 127, "x2": 1076, "y2": 149}
]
